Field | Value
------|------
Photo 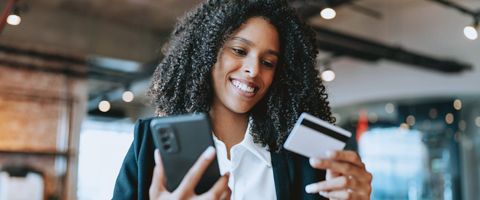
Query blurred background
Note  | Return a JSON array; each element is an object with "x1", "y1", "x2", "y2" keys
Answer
[{"x1": 0, "y1": 0, "x2": 479, "y2": 199}]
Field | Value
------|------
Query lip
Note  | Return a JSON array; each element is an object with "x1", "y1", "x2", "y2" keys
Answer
[{"x1": 229, "y1": 78, "x2": 259, "y2": 98}]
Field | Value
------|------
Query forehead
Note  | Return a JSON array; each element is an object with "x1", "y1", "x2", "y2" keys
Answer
[{"x1": 228, "y1": 17, "x2": 280, "y2": 51}]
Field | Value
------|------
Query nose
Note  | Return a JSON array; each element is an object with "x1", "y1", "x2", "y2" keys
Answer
[{"x1": 242, "y1": 57, "x2": 260, "y2": 77}]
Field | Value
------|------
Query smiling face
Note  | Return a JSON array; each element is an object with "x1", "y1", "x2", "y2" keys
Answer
[{"x1": 211, "y1": 17, "x2": 280, "y2": 114}]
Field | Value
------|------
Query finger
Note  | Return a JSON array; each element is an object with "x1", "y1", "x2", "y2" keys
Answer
[
  {"x1": 326, "y1": 150, "x2": 364, "y2": 168},
  {"x1": 177, "y1": 146, "x2": 217, "y2": 192},
  {"x1": 224, "y1": 188, "x2": 232, "y2": 200},
  {"x1": 309, "y1": 159, "x2": 369, "y2": 182},
  {"x1": 319, "y1": 189, "x2": 366, "y2": 200},
  {"x1": 208, "y1": 173, "x2": 230, "y2": 198},
  {"x1": 149, "y1": 149, "x2": 167, "y2": 197},
  {"x1": 154, "y1": 149, "x2": 163, "y2": 173},
  {"x1": 198, "y1": 173, "x2": 230, "y2": 200},
  {"x1": 326, "y1": 169, "x2": 341, "y2": 179},
  {"x1": 305, "y1": 176, "x2": 358, "y2": 193},
  {"x1": 324, "y1": 170, "x2": 373, "y2": 197}
]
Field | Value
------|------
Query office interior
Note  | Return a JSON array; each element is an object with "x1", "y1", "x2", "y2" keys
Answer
[{"x1": 0, "y1": 0, "x2": 479, "y2": 199}]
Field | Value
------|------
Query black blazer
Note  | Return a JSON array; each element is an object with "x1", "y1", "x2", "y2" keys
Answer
[{"x1": 112, "y1": 118, "x2": 328, "y2": 200}]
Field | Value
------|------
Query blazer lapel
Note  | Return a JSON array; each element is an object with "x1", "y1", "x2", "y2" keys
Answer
[{"x1": 270, "y1": 150, "x2": 292, "y2": 200}]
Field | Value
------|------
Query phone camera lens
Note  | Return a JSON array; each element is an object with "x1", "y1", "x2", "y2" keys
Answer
[
  {"x1": 161, "y1": 136, "x2": 169, "y2": 143},
  {"x1": 159, "y1": 128, "x2": 168, "y2": 135},
  {"x1": 163, "y1": 144, "x2": 171, "y2": 150}
]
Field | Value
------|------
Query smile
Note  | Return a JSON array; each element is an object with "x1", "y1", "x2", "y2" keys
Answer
[{"x1": 230, "y1": 79, "x2": 259, "y2": 97}]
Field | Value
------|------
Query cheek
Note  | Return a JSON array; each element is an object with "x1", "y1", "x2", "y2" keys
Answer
[
  {"x1": 221, "y1": 54, "x2": 241, "y2": 72},
  {"x1": 263, "y1": 70, "x2": 276, "y2": 89},
  {"x1": 211, "y1": 63, "x2": 221, "y2": 84},
  {"x1": 214, "y1": 55, "x2": 237, "y2": 78},
  {"x1": 211, "y1": 65, "x2": 226, "y2": 94}
]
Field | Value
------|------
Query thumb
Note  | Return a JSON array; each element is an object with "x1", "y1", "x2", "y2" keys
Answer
[{"x1": 150, "y1": 149, "x2": 167, "y2": 197}]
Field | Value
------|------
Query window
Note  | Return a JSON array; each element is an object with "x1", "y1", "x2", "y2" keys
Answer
[{"x1": 77, "y1": 119, "x2": 134, "y2": 200}]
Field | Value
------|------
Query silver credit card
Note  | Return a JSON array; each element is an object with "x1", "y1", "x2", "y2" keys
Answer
[{"x1": 283, "y1": 112, "x2": 351, "y2": 158}]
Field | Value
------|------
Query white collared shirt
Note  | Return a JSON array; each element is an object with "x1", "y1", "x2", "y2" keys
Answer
[{"x1": 212, "y1": 126, "x2": 277, "y2": 200}]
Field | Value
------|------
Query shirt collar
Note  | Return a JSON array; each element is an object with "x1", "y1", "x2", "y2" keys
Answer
[
  {"x1": 241, "y1": 128, "x2": 272, "y2": 167},
  {"x1": 212, "y1": 122, "x2": 272, "y2": 167}
]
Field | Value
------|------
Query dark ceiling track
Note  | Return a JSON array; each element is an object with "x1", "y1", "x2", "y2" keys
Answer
[
  {"x1": 0, "y1": 43, "x2": 85, "y2": 65},
  {"x1": 87, "y1": 57, "x2": 159, "y2": 85},
  {"x1": 313, "y1": 26, "x2": 472, "y2": 73},
  {"x1": 0, "y1": 0, "x2": 17, "y2": 33},
  {"x1": 428, "y1": 0, "x2": 480, "y2": 19},
  {"x1": 0, "y1": 59, "x2": 87, "y2": 78},
  {"x1": 0, "y1": 43, "x2": 158, "y2": 82},
  {"x1": 0, "y1": 43, "x2": 87, "y2": 77},
  {"x1": 87, "y1": 58, "x2": 159, "y2": 104},
  {"x1": 289, "y1": 0, "x2": 472, "y2": 73},
  {"x1": 291, "y1": 0, "x2": 355, "y2": 19},
  {"x1": 292, "y1": 0, "x2": 382, "y2": 19}
]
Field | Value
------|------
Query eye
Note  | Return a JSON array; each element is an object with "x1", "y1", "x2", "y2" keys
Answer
[
  {"x1": 262, "y1": 60, "x2": 275, "y2": 68},
  {"x1": 231, "y1": 48, "x2": 247, "y2": 56}
]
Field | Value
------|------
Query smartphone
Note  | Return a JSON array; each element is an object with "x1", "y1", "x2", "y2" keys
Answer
[
  {"x1": 150, "y1": 113, "x2": 220, "y2": 194},
  {"x1": 284, "y1": 112, "x2": 351, "y2": 159}
]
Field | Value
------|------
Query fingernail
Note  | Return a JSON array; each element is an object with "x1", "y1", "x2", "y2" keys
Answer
[
  {"x1": 154, "y1": 149, "x2": 160, "y2": 165},
  {"x1": 326, "y1": 150, "x2": 335, "y2": 158},
  {"x1": 325, "y1": 151, "x2": 335, "y2": 158},
  {"x1": 319, "y1": 191, "x2": 328, "y2": 197},
  {"x1": 202, "y1": 146, "x2": 216, "y2": 159},
  {"x1": 305, "y1": 184, "x2": 317, "y2": 193},
  {"x1": 309, "y1": 158, "x2": 321, "y2": 166}
]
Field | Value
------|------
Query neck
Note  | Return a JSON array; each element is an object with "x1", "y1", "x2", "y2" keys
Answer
[{"x1": 209, "y1": 102, "x2": 249, "y2": 156}]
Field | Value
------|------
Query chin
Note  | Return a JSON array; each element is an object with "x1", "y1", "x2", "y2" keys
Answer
[
  {"x1": 230, "y1": 107, "x2": 251, "y2": 114},
  {"x1": 227, "y1": 102, "x2": 254, "y2": 114}
]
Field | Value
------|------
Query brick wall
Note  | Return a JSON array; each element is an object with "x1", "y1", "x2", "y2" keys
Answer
[{"x1": 0, "y1": 49, "x2": 87, "y2": 200}]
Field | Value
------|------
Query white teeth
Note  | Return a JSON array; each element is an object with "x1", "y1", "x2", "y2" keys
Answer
[{"x1": 232, "y1": 80, "x2": 255, "y2": 93}]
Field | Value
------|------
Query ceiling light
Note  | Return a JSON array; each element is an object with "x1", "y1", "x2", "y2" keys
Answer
[
  {"x1": 464, "y1": 25, "x2": 478, "y2": 40},
  {"x1": 320, "y1": 8, "x2": 336, "y2": 20},
  {"x1": 7, "y1": 7, "x2": 21, "y2": 26},
  {"x1": 406, "y1": 115, "x2": 416, "y2": 126},
  {"x1": 445, "y1": 113, "x2": 454, "y2": 124},
  {"x1": 98, "y1": 100, "x2": 111, "y2": 112},
  {"x1": 464, "y1": 20, "x2": 478, "y2": 40},
  {"x1": 321, "y1": 68, "x2": 335, "y2": 82},
  {"x1": 318, "y1": 57, "x2": 336, "y2": 82},
  {"x1": 122, "y1": 91, "x2": 134, "y2": 102},
  {"x1": 122, "y1": 83, "x2": 134, "y2": 102},
  {"x1": 385, "y1": 103, "x2": 395, "y2": 114},
  {"x1": 453, "y1": 99, "x2": 462, "y2": 110}
]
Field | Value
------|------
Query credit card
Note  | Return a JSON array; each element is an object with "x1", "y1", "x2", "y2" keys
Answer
[{"x1": 283, "y1": 112, "x2": 351, "y2": 159}]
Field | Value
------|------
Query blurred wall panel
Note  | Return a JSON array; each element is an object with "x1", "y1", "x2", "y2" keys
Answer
[
  {"x1": 0, "y1": 43, "x2": 87, "y2": 200},
  {"x1": 0, "y1": 67, "x2": 66, "y2": 151},
  {"x1": 460, "y1": 99, "x2": 480, "y2": 200}
]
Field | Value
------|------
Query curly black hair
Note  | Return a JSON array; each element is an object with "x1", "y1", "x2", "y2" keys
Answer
[{"x1": 148, "y1": 0, "x2": 334, "y2": 151}]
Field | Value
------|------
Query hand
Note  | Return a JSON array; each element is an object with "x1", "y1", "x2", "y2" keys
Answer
[
  {"x1": 149, "y1": 147, "x2": 231, "y2": 200},
  {"x1": 305, "y1": 150, "x2": 372, "y2": 200}
]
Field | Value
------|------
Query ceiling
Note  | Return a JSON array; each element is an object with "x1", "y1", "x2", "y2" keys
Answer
[
  {"x1": 1, "y1": 0, "x2": 479, "y2": 119},
  {"x1": 310, "y1": 0, "x2": 480, "y2": 106},
  {"x1": 31, "y1": 0, "x2": 202, "y2": 32}
]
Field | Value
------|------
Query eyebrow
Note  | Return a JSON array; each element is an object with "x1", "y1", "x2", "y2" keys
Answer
[{"x1": 230, "y1": 37, "x2": 280, "y2": 57}]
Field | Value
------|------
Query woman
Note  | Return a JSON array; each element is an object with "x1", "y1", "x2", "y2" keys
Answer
[{"x1": 113, "y1": 0, "x2": 372, "y2": 199}]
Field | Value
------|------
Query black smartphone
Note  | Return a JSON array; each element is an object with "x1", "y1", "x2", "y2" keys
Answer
[{"x1": 150, "y1": 113, "x2": 220, "y2": 194}]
